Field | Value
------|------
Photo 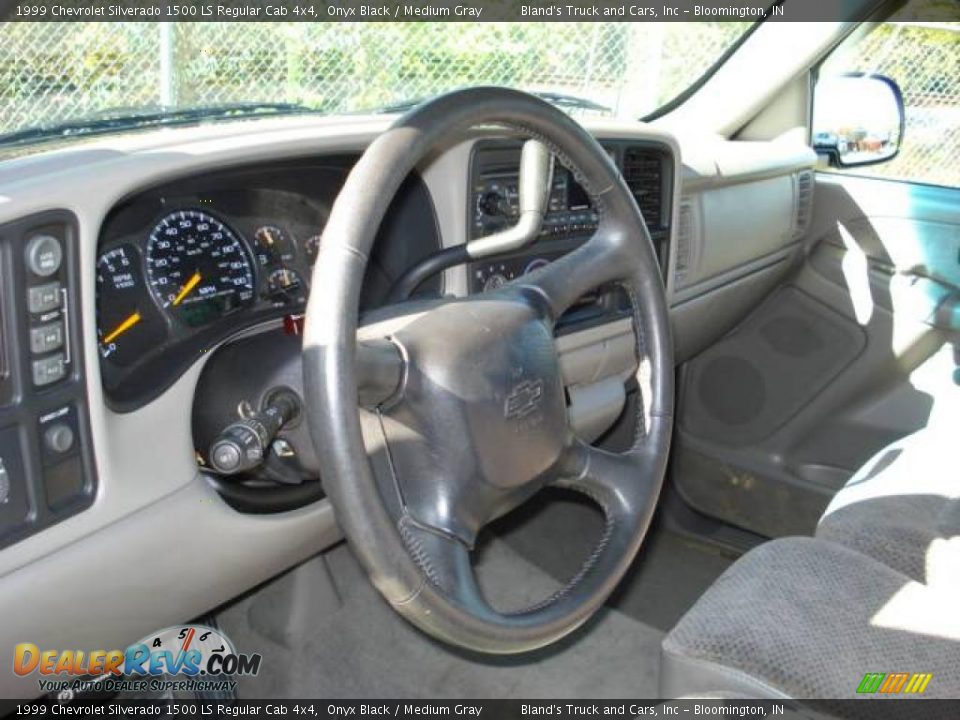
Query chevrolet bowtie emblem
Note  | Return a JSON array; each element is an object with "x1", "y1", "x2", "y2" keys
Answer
[{"x1": 504, "y1": 379, "x2": 544, "y2": 420}]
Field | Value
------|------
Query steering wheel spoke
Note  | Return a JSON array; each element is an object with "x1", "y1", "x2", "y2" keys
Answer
[
  {"x1": 396, "y1": 518, "x2": 487, "y2": 608},
  {"x1": 555, "y1": 438, "x2": 654, "y2": 520},
  {"x1": 513, "y1": 227, "x2": 631, "y2": 323}
]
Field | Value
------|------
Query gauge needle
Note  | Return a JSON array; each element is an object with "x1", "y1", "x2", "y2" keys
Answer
[
  {"x1": 171, "y1": 271, "x2": 202, "y2": 306},
  {"x1": 102, "y1": 311, "x2": 142, "y2": 344}
]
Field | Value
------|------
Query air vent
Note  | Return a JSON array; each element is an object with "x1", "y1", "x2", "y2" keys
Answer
[
  {"x1": 622, "y1": 147, "x2": 663, "y2": 229},
  {"x1": 793, "y1": 170, "x2": 814, "y2": 239},
  {"x1": 674, "y1": 197, "x2": 695, "y2": 288}
]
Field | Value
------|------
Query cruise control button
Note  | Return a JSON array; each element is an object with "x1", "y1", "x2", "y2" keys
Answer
[
  {"x1": 27, "y1": 282, "x2": 62, "y2": 314},
  {"x1": 212, "y1": 443, "x2": 242, "y2": 473},
  {"x1": 24, "y1": 234, "x2": 63, "y2": 277},
  {"x1": 29, "y1": 321, "x2": 64, "y2": 355},
  {"x1": 32, "y1": 353, "x2": 66, "y2": 386}
]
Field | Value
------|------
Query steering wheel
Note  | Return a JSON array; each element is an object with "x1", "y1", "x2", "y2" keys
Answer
[{"x1": 303, "y1": 87, "x2": 673, "y2": 654}]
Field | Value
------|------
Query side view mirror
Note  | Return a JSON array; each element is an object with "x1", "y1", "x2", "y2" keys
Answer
[{"x1": 812, "y1": 73, "x2": 905, "y2": 168}]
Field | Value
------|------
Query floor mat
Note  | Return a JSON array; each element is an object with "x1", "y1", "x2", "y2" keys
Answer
[{"x1": 218, "y1": 538, "x2": 664, "y2": 699}]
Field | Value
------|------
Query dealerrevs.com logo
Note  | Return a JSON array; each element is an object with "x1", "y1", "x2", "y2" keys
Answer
[{"x1": 13, "y1": 625, "x2": 261, "y2": 695}]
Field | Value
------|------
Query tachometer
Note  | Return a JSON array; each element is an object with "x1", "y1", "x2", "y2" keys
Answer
[
  {"x1": 145, "y1": 210, "x2": 255, "y2": 327},
  {"x1": 97, "y1": 244, "x2": 165, "y2": 367}
]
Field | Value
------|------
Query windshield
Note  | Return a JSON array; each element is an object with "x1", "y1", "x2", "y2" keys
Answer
[{"x1": 0, "y1": 22, "x2": 754, "y2": 144}]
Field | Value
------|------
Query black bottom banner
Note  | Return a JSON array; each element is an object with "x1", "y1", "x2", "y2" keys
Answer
[{"x1": 3, "y1": 699, "x2": 960, "y2": 720}]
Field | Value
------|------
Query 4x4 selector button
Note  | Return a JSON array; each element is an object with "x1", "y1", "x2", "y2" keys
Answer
[
  {"x1": 27, "y1": 282, "x2": 62, "y2": 314},
  {"x1": 31, "y1": 353, "x2": 66, "y2": 386},
  {"x1": 29, "y1": 321, "x2": 64, "y2": 355},
  {"x1": 24, "y1": 234, "x2": 63, "y2": 277}
]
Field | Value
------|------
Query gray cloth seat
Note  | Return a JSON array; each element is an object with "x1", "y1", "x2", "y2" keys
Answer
[
  {"x1": 660, "y1": 536, "x2": 960, "y2": 700},
  {"x1": 661, "y1": 425, "x2": 960, "y2": 700},
  {"x1": 816, "y1": 428, "x2": 959, "y2": 584}
]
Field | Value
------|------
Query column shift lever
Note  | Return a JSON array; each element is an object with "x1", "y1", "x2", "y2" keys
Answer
[{"x1": 208, "y1": 389, "x2": 300, "y2": 475}]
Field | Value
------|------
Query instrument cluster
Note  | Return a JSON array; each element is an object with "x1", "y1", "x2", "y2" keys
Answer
[
  {"x1": 97, "y1": 208, "x2": 320, "y2": 369},
  {"x1": 95, "y1": 158, "x2": 442, "y2": 410}
]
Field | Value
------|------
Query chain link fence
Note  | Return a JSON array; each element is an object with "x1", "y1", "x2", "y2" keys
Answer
[
  {"x1": 822, "y1": 21, "x2": 960, "y2": 187},
  {"x1": 0, "y1": 22, "x2": 748, "y2": 134},
  {"x1": 1, "y1": 21, "x2": 957, "y2": 188}
]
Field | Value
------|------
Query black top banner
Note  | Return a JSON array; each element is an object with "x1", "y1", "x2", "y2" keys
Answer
[{"x1": 0, "y1": 0, "x2": 951, "y2": 23}]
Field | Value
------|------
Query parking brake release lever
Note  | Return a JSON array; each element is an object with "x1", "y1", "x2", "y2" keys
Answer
[{"x1": 208, "y1": 389, "x2": 300, "y2": 475}]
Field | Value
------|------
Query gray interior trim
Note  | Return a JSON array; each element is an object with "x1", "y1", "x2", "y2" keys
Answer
[
  {"x1": 673, "y1": 246, "x2": 803, "y2": 308},
  {"x1": 671, "y1": 255, "x2": 799, "y2": 364},
  {"x1": 557, "y1": 318, "x2": 636, "y2": 441},
  {"x1": 679, "y1": 138, "x2": 816, "y2": 192},
  {"x1": 0, "y1": 479, "x2": 341, "y2": 697},
  {"x1": 556, "y1": 317, "x2": 635, "y2": 386},
  {"x1": 567, "y1": 378, "x2": 627, "y2": 443},
  {"x1": 673, "y1": 172, "x2": 806, "y2": 295}
]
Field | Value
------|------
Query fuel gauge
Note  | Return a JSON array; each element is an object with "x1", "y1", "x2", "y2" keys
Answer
[{"x1": 253, "y1": 225, "x2": 296, "y2": 267}]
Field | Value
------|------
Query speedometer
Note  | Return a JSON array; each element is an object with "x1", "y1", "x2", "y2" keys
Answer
[{"x1": 145, "y1": 209, "x2": 255, "y2": 327}]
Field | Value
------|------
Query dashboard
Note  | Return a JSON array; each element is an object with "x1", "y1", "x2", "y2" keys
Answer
[
  {"x1": 88, "y1": 137, "x2": 677, "y2": 512},
  {"x1": 467, "y1": 139, "x2": 673, "y2": 294},
  {"x1": 95, "y1": 141, "x2": 677, "y2": 413},
  {"x1": 0, "y1": 113, "x2": 815, "y2": 698},
  {"x1": 453, "y1": 138, "x2": 675, "y2": 344}
]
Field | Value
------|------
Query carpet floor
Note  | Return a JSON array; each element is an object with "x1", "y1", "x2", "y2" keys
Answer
[{"x1": 217, "y1": 489, "x2": 737, "y2": 698}]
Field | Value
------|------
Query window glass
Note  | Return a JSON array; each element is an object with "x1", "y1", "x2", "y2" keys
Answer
[
  {"x1": 819, "y1": 2, "x2": 960, "y2": 187},
  {"x1": 0, "y1": 22, "x2": 753, "y2": 144}
]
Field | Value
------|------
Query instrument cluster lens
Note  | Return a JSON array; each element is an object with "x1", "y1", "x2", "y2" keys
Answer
[{"x1": 146, "y1": 210, "x2": 256, "y2": 328}]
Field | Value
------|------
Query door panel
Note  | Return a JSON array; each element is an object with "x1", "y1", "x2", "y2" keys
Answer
[{"x1": 673, "y1": 172, "x2": 959, "y2": 537}]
